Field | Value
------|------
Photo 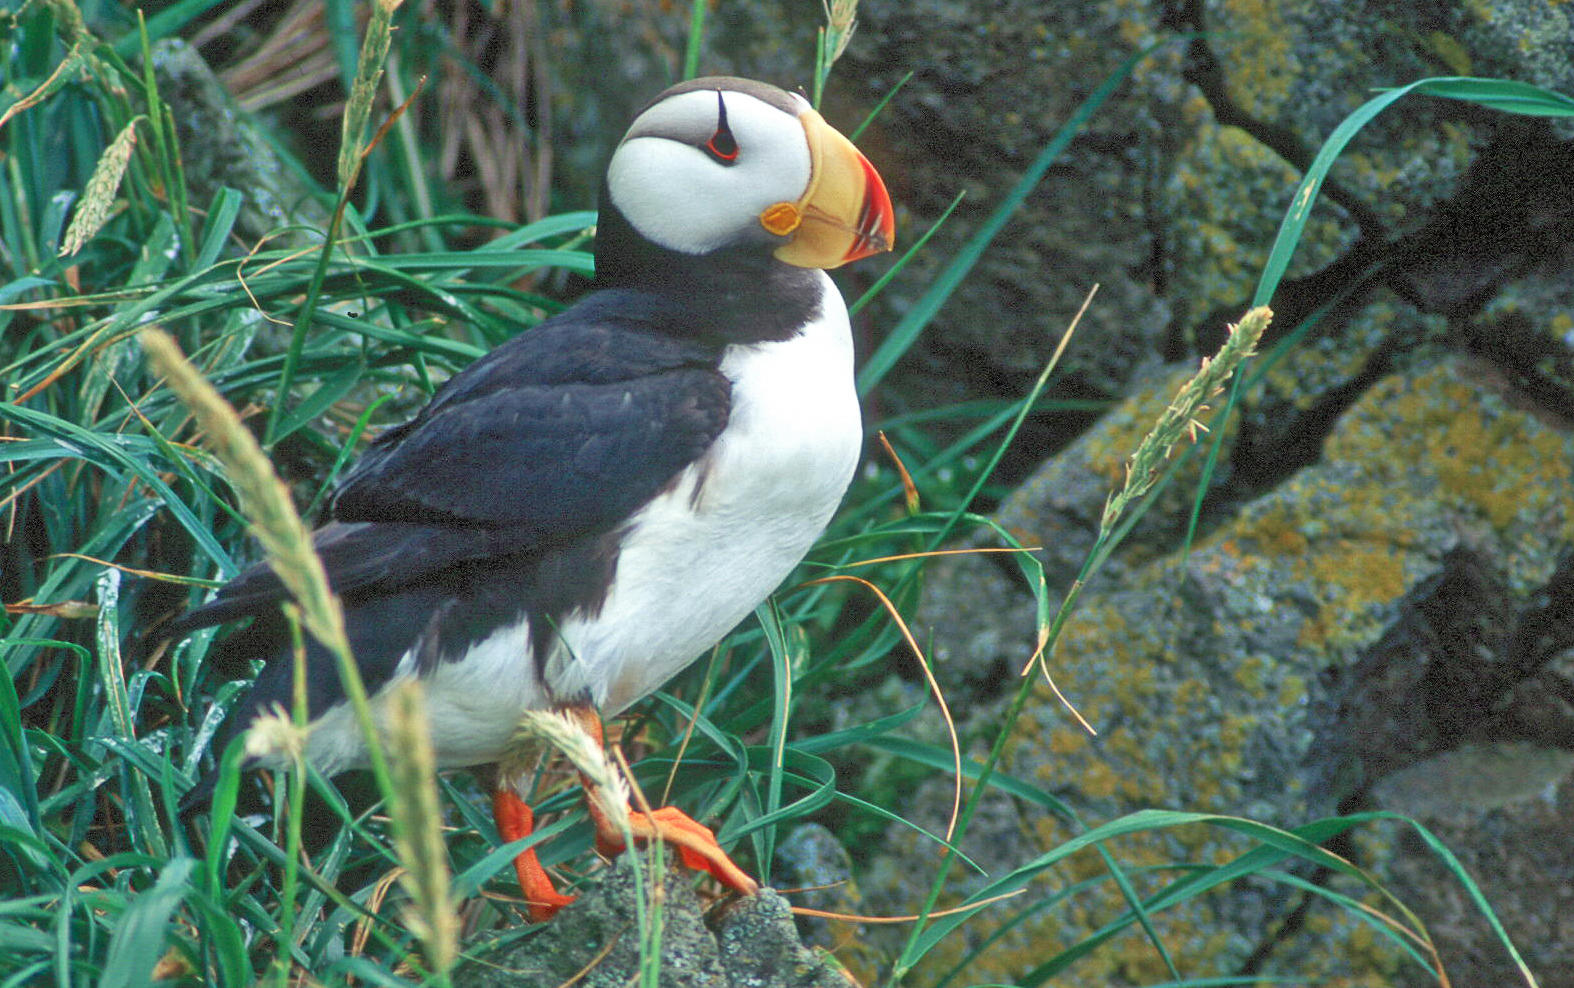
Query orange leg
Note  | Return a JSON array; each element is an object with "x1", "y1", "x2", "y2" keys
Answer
[
  {"x1": 492, "y1": 788, "x2": 576, "y2": 923},
  {"x1": 566, "y1": 705, "x2": 760, "y2": 897}
]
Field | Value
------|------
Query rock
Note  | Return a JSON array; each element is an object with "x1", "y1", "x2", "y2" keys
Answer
[
  {"x1": 716, "y1": 886, "x2": 856, "y2": 988},
  {"x1": 842, "y1": 0, "x2": 1574, "y2": 491},
  {"x1": 1375, "y1": 743, "x2": 1574, "y2": 987},
  {"x1": 815, "y1": 4, "x2": 1574, "y2": 975},
  {"x1": 867, "y1": 355, "x2": 1574, "y2": 984},
  {"x1": 457, "y1": 857, "x2": 853, "y2": 988},
  {"x1": 774, "y1": 824, "x2": 860, "y2": 953},
  {"x1": 840, "y1": 0, "x2": 1177, "y2": 416},
  {"x1": 150, "y1": 38, "x2": 331, "y2": 248}
]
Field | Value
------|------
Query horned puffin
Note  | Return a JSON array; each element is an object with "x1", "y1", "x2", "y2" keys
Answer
[{"x1": 168, "y1": 76, "x2": 895, "y2": 920}]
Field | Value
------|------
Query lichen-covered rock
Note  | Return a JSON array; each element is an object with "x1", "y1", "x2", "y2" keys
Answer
[
  {"x1": 1373, "y1": 742, "x2": 1574, "y2": 987},
  {"x1": 715, "y1": 885, "x2": 857, "y2": 988},
  {"x1": 150, "y1": 39, "x2": 331, "y2": 247},
  {"x1": 838, "y1": 0, "x2": 1180, "y2": 414},
  {"x1": 457, "y1": 858, "x2": 726, "y2": 988},
  {"x1": 773, "y1": 824, "x2": 861, "y2": 955},
  {"x1": 869, "y1": 355, "x2": 1574, "y2": 984},
  {"x1": 457, "y1": 857, "x2": 853, "y2": 988}
]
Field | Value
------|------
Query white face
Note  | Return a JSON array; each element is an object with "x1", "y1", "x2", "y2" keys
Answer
[{"x1": 606, "y1": 88, "x2": 814, "y2": 255}]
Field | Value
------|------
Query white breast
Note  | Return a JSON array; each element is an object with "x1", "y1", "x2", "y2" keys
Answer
[{"x1": 550, "y1": 271, "x2": 862, "y2": 714}]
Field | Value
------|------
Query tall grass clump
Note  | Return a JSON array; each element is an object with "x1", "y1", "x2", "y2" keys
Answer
[
  {"x1": 0, "y1": 1, "x2": 1565, "y2": 985},
  {"x1": 1, "y1": 2, "x2": 590, "y2": 982}
]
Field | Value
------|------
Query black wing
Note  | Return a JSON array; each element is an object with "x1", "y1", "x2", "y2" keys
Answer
[
  {"x1": 162, "y1": 521, "x2": 492, "y2": 635},
  {"x1": 172, "y1": 293, "x2": 730, "y2": 635},
  {"x1": 333, "y1": 305, "x2": 730, "y2": 538}
]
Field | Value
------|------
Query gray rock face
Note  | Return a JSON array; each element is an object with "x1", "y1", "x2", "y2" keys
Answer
[
  {"x1": 869, "y1": 355, "x2": 1574, "y2": 984},
  {"x1": 773, "y1": 824, "x2": 862, "y2": 955},
  {"x1": 837, "y1": 0, "x2": 1179, "y2": 415}
]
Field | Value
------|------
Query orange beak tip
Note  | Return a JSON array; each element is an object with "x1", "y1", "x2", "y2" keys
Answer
[{"x1": 844, "y1": 154, "x2": 896, "y2": 264}]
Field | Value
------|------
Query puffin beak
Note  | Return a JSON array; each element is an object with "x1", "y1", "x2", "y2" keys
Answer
[{"x1": 765, "y1": 108, "x2": 895, "y2": 269}]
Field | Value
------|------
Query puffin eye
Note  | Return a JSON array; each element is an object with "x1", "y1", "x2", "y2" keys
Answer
[{"x1": 701, "y1": 91, "x2": 739, "y2": 164}]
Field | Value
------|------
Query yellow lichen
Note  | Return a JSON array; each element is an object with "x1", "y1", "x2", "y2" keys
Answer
[
  {"x1": 951, "y1": 357, "x2": 1574, "y2": 985},
  {"x1": 1216, "y1": 0, "x2": 1295, "y2": 117}
]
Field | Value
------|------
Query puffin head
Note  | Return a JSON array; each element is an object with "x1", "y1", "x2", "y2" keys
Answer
[{"x1": 603, "y1": 77, "x2": 895, "y2": 270}]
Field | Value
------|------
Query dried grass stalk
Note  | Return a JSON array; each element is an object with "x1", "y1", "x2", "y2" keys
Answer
[
  {"x1": 1100, "y1": 305, "x2": 1273, "y2": 530},
  {"x1": 823, "y1": 0, "x2": 859, "y2": 66},
  {"x1": 59, "y1": 118, "x2": 138, "y2": 257},
  {"x1": 338, "y1": 0, "x2": 403, "y2": 188},
  {"x1": 512, "y1": 708, "x2": 631, "y2": 837},
  {"x1": 386, "y1": 680, "x2": 459, "y2": 977}
]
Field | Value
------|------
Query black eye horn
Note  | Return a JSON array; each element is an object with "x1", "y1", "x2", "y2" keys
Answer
[{"x1": 703, "y1": 90, "x2": 739, "y2": 164}]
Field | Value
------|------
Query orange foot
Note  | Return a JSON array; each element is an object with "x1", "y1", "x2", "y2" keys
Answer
[
  {"x1": 563, "y1": 703, "x2": 759, "y2": 899},
  {"x1": 493, "y1": 704, "x2": 761, "y2": 923},
  {"x1": 593, "y1": 803, "x2": 760, "y2": 896},
  {"x1": 492, "y1": 788, "x2": 576, "y2": 923}
]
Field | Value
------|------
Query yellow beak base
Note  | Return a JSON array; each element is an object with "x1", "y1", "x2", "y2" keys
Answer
[{"x1": 768, "y1": 109, "x2": 895, "y2": 270}]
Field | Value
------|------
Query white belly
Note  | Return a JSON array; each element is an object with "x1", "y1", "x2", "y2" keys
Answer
[
  {"x1": 302, "y1": 273, "x2": 860, "y2": 772},
  {"x1": 551, "y1": 272, "x2": 862, "y2": 713}
]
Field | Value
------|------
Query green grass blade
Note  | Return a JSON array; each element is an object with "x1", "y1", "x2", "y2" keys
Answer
[
  {"x1": 821, "y1": 789, "x2": 987, "y2": 876},
  {"x1": 267, "y1": 356, "x2": 366, "y2": 442},
  {"x1": 193, "y1": 187, "x2": 243, "y2": 271},
  {"x1": 99, "y1": 857, "x2": 196, "y2": 988},
  {"x1": 1403, "y1": 75, "x2": 1574, "y2": 116},
  {"x1": 0, "y1": 819, "x2": 51, "y2": 875},
  {"x1": 788, "y1": 703, "x2": 924, "y2": 753},
  {"x1": 0, "y1": 402, "x2": 234, "y2": 572},
  {"x1": 1253, "y1": 77, "x2": 1574, "y2": 308},
  {"x1": 721, "y1": 748, "x2": 837, "y2": 840},
  {"x1": 325, "y1": 0, "x2": 363, "y2": 88},
  {"x1": 114, "y1": 0, "x2": 227, "y2": 56},
  {"x1": 752, "y1": 600, "x2": 794, "y2": 882},
  {"x1": 683, "y1": 0, "x2": 707, "y2": 81},
  {"x1": 0, "y1": 643, "x2": 40, "y2": 829},
  {"x1": 1398, "y1": 812, "x2": 1540, "y2": 987},
  {"x1": 850, "y1": 70, "x2": 913, "y2": 142},
  {"x1": 848, "y1": 189, "x2": 964, "y2": 317},
  {"x1": 183, "y1": 892, "x2": 251, "y2": 987}
]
